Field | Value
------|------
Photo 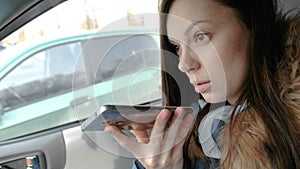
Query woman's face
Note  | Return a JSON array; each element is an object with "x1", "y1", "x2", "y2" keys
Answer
[{"x1": 166, "y1": 0, "x2": 249, "y2": 104}]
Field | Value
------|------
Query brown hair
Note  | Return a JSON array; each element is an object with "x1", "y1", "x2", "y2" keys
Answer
[{"x1": 159, "y1": 0, "x2": 300, "y2": 168}]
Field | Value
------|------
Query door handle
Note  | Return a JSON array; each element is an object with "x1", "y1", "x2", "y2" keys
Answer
[
  {"x1": 26, "y1": 155, "x2": 40, "y2": 169},
  {"x1": 0, "y1": 155, "x2": 40, "y2": 169}
]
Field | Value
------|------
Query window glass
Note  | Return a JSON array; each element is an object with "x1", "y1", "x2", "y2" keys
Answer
[
  {"x1": 74, "y1": 33, "x2": 161, "y2": 120},
  {"x1": 0, "y1": 0, "x2": 160, "y2": 141},
  {"x1": 0, "y1": 42, "x2": 87, "y2": 113},
  {"x1": 89, "y1": 35, "x2": 159, "y2": 82},
  {"x1": 0, "y1": 52, "x2": 47, "y2": 112}
]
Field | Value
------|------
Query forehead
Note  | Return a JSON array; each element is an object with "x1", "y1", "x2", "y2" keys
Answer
[
  {"x1": 168, "y1": 0, "x2": 217, "y2": 20},
  {"x1": 166, "y1": 0, "x2": 234, "y2": 37}
]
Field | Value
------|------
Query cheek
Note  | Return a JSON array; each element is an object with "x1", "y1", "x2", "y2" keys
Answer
[
  {"x1": 222, "y1": 41, "x2": 249, "y2": 99},
  {"x1": 197, "y1": 44, "x2": 229, "y2": 81},
  {"x1": 195, "y1": 44, "x2": 228, "y2": 96},
  {"x1": 214, "y1": 28, "x2": 248, "y2": 73},
  {"x1": 199, "y1": 37, "x2": 248, "y2": 101}
]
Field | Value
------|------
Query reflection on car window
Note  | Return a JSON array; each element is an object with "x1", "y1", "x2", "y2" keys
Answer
[
  {"x1": 0, "y1": 32, "x2": 161, "y2": 141},
  {"x1": 0, "y1": 0, "x2": 160, "y2": 142},
  {"x1": 91, "y1": 35, "x2": 159, "y2": 82},
  {"x1": 0, "y1": 42, "x2": 88, "y2": 113}
]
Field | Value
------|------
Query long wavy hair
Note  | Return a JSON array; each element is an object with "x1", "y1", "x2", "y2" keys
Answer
[{"x1": 159, "y1": 0, "x2": 300, "y2": 168}]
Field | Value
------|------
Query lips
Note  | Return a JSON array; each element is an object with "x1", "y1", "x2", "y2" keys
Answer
[{"x1": 194, "y1": 81, "x2": 211, "y2": 93}]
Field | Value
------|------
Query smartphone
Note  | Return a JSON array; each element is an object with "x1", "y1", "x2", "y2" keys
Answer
[{"x1": 81, "y1": 104, "x2": 194, "y2": 131}]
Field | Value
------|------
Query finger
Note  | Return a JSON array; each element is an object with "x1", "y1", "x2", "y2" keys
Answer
[
  {"x1": 150, "y1": 109, "x2": 171, "y2": 145},
  {"x1": 151, "y1": 109, "x2": 171, "y2": 137},
  {"x1": 130, "y1": 130, "x2": 150, "y2": 143},
  {"x1": 174, "y1": 112, "x2": 194, "y2": 145},
  {"x1": 147, "y1": 109, "x2": 171, "y2": 157},
  {"x1": 159, "y1": 140, "x2": 186, "y2": 168},
  {"x1": 168, "y1": 107, "x2": 181, "y2": 125},
  {"x1": 162, "y1": 107, "x2": 186, "y2": 152},
  {"x1": 137, "y1": 139, "x2": 186, "y2": 169},
  {"x1": 160, "y1": 112, "x2": 194, "y2": 165},
  {"x1": 169, "y1": 136, "x2": 186, "y2": 165},
  {"x1": 104, "y1": 125, "x2": 140, "y2": 153}
]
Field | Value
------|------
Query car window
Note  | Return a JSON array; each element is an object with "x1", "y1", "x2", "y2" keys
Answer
[
  {"x1": 74, "y1": 33, "x2": 161, "y2": 121},
  {"x1": 0, "y1": 42, "x2": 88, "y2": 113},
  {"x1": 0, "y1": 0, "x2": 160, "y2": 141},
  {"x1": 83, "y1": 34, "x2": 159, "y2": 82}
]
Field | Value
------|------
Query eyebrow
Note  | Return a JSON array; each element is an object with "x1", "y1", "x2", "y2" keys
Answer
[
  {"x1": 184, "y1": 20, "x2": 212, "y2": 35},
  {"x1": 167, "y1": 20, "x2": 212, "y2": 43}
]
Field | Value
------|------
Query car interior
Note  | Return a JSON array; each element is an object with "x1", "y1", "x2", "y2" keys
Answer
[{"x1": 0, "y1": 0, "x2": 161, "y2": 168}]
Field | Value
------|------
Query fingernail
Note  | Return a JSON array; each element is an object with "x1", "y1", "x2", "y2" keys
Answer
[
  {"x1": 160, "y1": 110, "x2": 170, "y2": 120},
  {"x1": 104, "y1": 127, "x2": 112, "y2": 134},
  {"x1": 175, "y1": 107, "x2": 185, "y2": 119}
]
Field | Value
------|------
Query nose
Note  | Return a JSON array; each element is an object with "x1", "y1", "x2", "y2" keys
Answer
[{"x1": 178, "y1": 45, "x2": 200, "y2": 73}]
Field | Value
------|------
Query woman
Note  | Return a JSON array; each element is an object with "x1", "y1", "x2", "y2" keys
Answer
[{"x1": 104, "y1": 0, "x2": 300, "y2": 168}]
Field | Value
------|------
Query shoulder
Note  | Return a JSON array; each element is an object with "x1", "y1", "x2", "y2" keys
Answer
[
  {"x1": 220, "y1": 108, "x2": 269, "y2": 147},
  {"x1": 277, "y1": 14, "x2": 300, "y2": 132},
  {"x1": 219, "y1": 108, "x2": 274, "y2": 169}
]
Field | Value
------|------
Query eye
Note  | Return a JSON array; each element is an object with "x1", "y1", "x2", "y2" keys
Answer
[
  {"x1": 194, "y1": 32, "x2": 210, "y2": 45},
  {"x1": 170, "y1": 42, "x2": 181, "y2": 56},
  {"x1": 170, "y1": 41, "x2": 181, "y2": 56},
  {"x1": 173, "y1": 44, "x2": 180, "y2": 53}
]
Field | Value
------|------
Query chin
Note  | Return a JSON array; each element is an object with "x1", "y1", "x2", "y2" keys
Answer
[{"x1": 202, "y1": 93, "x2": 226, "y2": 104}]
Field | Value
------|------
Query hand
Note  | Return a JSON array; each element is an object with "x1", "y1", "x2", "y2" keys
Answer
[{"x1": 104, "y1": 107, "x2": 194, "y2": 169}]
